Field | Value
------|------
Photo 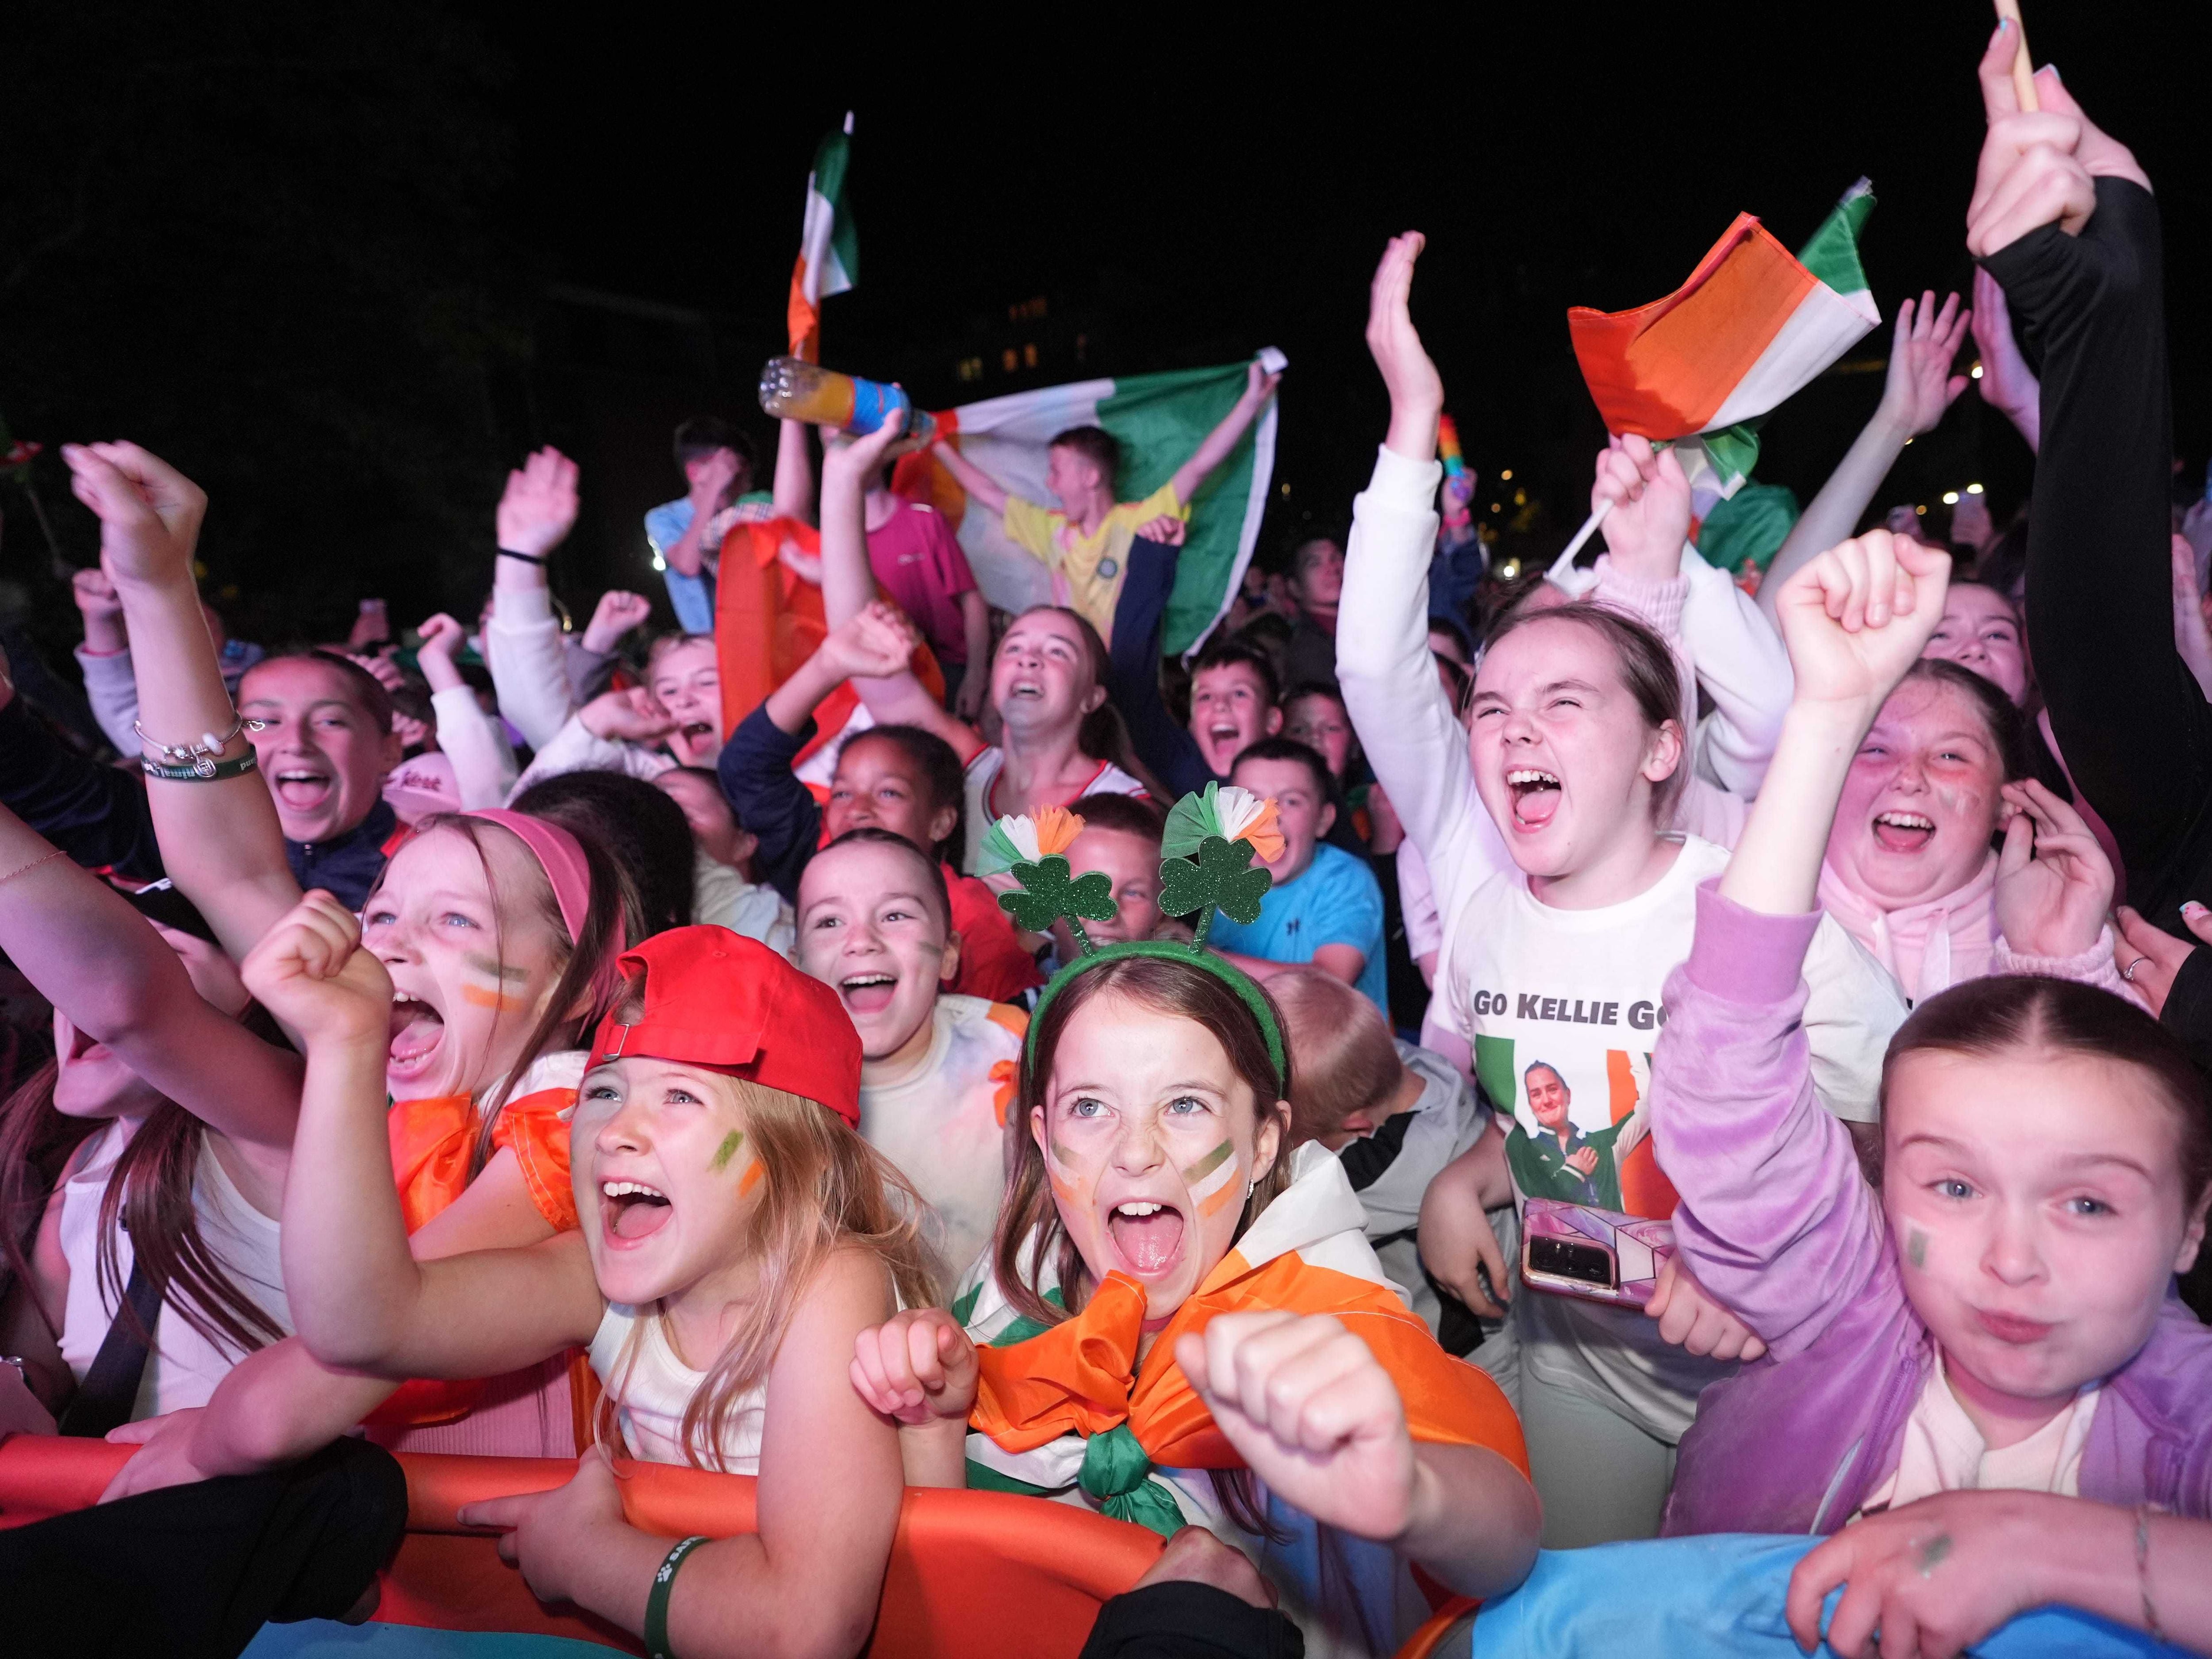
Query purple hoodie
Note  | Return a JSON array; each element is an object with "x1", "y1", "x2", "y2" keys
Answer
[{"x1": 1653, "y1": 880, "x2": 2212, "y2": 1536}]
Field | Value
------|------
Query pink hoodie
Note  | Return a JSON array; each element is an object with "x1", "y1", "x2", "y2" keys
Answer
[{"x1": 1816, "y1": 850, "x2": 2143, "y2": 1007}]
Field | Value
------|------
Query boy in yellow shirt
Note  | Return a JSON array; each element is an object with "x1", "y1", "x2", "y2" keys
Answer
[{"x1": 929, "y1": 359, "x2": 1280, "y2": 644}]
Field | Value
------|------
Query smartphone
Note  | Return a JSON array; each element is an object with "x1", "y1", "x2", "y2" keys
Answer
[{"x1": 1520, "y1": 1198, "x2": 1674, "y2": 1309}]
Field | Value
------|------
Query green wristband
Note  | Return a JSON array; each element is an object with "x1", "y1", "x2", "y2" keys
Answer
[
  {"x1": 140, "y1": 751, "x2": 259, "y2": 783},
  {"x1": 643, "y1": 1533, "x2": 710, "y2": 1659}
]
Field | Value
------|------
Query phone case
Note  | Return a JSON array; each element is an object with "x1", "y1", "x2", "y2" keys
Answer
[{"x1": 1520, "y1": 1198, "x2": 1675, "y2": 1309}]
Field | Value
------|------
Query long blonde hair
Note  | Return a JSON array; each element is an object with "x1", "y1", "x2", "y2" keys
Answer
[{"x1": 599, "y1": 1077, "x2": 938, "y2": 1471}]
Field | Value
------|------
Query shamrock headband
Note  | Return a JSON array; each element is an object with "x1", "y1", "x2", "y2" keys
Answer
[{"x1": 978, "y1": 784, "x2": 1289, "y2": 1091}]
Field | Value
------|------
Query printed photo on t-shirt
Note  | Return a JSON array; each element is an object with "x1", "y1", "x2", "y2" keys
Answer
[{"x1": 1477, "y1": 1036, "x2": 1657, "y2": 1216}]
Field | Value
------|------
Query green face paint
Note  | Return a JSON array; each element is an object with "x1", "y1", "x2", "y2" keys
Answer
[
  {"x1": 1906, "y1": 1229, "x2": 1929, "y2": 1271},
  {"x1": 1048, "y1": 1138, "x2": 1080, "y2": 1170},
  {"x1": 1915, "y1": 1533, "x2": 1951, "y2": 1578},
  {"x1": 1180, "y1": 1140, "x2": 1234, "y2": 1184},
  {"x1": 463, "y1": 951, "x2": 531, "y2": 985},
  {"x1": 711, "y1": 1131, "x2": 745, "y2": 1174}
]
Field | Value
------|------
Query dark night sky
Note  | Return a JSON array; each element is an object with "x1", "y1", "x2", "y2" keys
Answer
[{"x1": 6, "y1": 1, "x2": 2210, "y2": 634}]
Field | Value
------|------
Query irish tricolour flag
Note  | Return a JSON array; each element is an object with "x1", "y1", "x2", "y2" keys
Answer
[
  {"x1": 786, "y1": 115, "x2": 857, "y2": 361},
  {"x1": 894, "y1": 349, "x2": 1284, "y2": 657},
  {"x1": 1569, "y1": 180, "x2": 1879, "y2": 516}
]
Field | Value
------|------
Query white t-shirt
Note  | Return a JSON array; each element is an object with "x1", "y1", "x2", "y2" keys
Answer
[
  {"x1": 691, "y1": 850, "x2": 796, "y2": 957},
  {"x1": 1855, "y1": 1351, "x2": 2100, "y2": 1517},
  {"x1": 860, "y1": 995, "x2": 1026, "y2": 1281},
  {"x1": 960, "y1": 748, "x2": 1148, "y2": 873},
  {"x1": 589, "y1": 1302, "x2": 765, "y2": 1470},
  {"x1": 59, "y1": 1121, "x2": 290, "y2": 1421},
  {"x1": 1439, "y1": 834, "x2": 1906, "y2": 1440}
]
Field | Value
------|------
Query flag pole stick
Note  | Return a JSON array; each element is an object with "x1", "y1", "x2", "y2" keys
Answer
[
  {"x1": 1554, "y1": 499, "x2": 1612, "y2": 567},
  {"x1": 1993, "y1": 0, "x2": 2037, "y2": 111}
]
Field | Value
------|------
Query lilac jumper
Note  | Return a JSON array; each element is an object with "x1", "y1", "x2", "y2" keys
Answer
[{"x1": 1654, "y1": 882, "x2": 2212, "y2": 1536}]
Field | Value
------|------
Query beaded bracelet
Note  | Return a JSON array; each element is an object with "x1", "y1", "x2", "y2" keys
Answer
[
  {"x1": 134, "y1": 713, "x2": 265, "y2": 772},
  {"x1": 142, "y1": 751, "x2": 260, "y2": 783},
  {"x1": 643, "y1": 1534, "x2": 710, "y2": 1659},
  {"x1": 0, "y1": 849, "x2": 67, "y2": 888}
]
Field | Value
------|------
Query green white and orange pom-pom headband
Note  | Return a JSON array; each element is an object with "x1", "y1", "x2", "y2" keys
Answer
[{"x1": 981, "y1": 783, "x2": 1288, "y2": 1089}]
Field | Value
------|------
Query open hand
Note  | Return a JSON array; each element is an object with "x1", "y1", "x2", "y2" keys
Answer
[
  {"x1": 1178, "y1": 1310, "x2": 1417, "y2": 1543},
  {"x1": 240, "y1": 890, "x2": 393, "y2": 1045},
  {"x1": 1970, "y1": 268, "x2": 2040, "y2": 448},
  {"x1": 1365, "y1": 233, "x2": 1443, "y2": 459},
  {"x1": 822, "y1": 404, "x2": 909, "y2": 484},
  {"x1": 1774, "y1": 530, "x2": 1951, "y2": 715},
  {"x1": 1644, "y1": 1256, "x2": 1767, "y2": 1362},
  {"x1": 495, "y1": 447, "x2": 580, "y2": 558},
  {"x1": 100, "y1": 1409, "x2": 219, "y2": 1502},
  {"x1": 578, "y1": 686, "x2": 677, "y2": 745},
  {"x1": 849, "y1": 1308, "x2": 979, "y2": 1425},
  {"x1": 1593, "y1": 435, "x2": 1690, "y2": 580},
  {"x1": 582, "y1": 591, "x2": 651, "y2": 655},
  {"x1": 1874, "y1": 293, "x2": 1971, "y2": 441},
  {"x1": 457, "y1": 1450, "x2": 632, "y2": 1608},
  {"x1": 60, "y1": 442, "x2": 207, "y2": 591},
  {"x1": 1994, "y1": 780, "x2": 2116, "y2": 960}
]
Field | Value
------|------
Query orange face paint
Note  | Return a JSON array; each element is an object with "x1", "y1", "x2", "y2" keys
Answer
[
  {"x1": 738, "y1": 1160, "x2": 764, "y2": 1198},
  {"x1": 459, "y1": 982, "x2": 527, "y2": 1012}
]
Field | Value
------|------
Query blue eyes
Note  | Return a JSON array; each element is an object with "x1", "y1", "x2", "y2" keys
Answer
[
  {"x1": 1935, "y1": 1179, "x2": 1975, "y2": 1201},
  {"x1": 1069, "y1": 1098, "x2": 1104, "y2": 1118}
]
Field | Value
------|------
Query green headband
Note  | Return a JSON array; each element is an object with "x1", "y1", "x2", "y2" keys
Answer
[{"x1": 978, "y1": 785, "x2": 1289, "y2": 1091}]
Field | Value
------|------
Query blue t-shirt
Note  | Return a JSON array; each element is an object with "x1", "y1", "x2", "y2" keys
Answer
[
  {"x1": 1210, "y1": 841, "x2": 1387, "y2": 1014},
  {"x1": 644, "y1": 498, "x2": 715, "y2": 634}
]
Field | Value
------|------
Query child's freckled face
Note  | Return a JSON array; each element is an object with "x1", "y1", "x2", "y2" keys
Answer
[
  {"x1": 363, "y1": 827, "x2": 566, "y2": 1102},
  {"x1": 1033, "y1": 991, "x2": 1282, "y2": 1325},
  {"x1": 573, "y1": 1056, "x2": 766, "y2": 1310}
]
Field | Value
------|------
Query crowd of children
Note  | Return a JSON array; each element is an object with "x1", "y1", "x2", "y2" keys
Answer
[{"x1": 1, "y1": 26, "x2": 2210, "y2": 1659}]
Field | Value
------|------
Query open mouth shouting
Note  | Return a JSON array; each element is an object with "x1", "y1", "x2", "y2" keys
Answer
[
  {"x1": 601, "y1": 1178, "x2": 674, "y2": 1245},
  {"x1": 272, "y1": 766, "x2": 335, "y2": 815},
  {"x1": 1106, "y1": 1198, "x2": 1187, "y2": 1278},
  {"x1": 388, "y1": 989, "x2": 446, "y2": 1083},
  {"x1": 1870, "y1": 810, "x2": 1936, "y2": 854},
  {"x1": 838, "y1": 969, "x2": 899, "y2": 1016},
  {"x1": 1505, "y1": 767, "x2": 1563, "y2": 831}
]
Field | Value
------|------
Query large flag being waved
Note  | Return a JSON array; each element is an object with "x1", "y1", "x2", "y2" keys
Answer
[
  {"x1": 893, "y1": 350, "x2": 1284, "y2": 657},
  {"x1": 786, "y1": 114, "x2": 857, "y2": 361},
  {"x1": 1569, "y1": 180, "x2": 1878, "y2": 516}
]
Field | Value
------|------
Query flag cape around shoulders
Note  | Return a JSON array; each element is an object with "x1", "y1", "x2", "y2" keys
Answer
[
  {"x1": 891, "y1": 351, "x2": 1284, "y2": 658},
  {"x1": 1569, "y1": 180, "x2": 1878, "y2": 517},
  {"x1": 956, "y1": 1142, "x2": 1527, "y2": 1527},
  {"x1": 713, "y1": 516, "x2": 945, "y2": 773},
  {"x1": 787, "y1": 115, "x2": 857, "y2": 361}
]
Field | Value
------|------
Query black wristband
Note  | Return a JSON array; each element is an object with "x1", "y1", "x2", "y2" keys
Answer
[{"x1": 497, "y1": 548, "x2": 548, "y2": 566}]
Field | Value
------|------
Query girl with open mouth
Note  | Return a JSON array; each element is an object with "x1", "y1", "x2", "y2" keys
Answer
[
  {"x1": 261, "y1": 922, "x2": 934, "y2": 1659},
  {"x1": 1816, "y1": 659, "x2": 2143, "y2": 1007},
  {"x1": 849, "y1": 806, "x2": 1538, "y2": 1655}
]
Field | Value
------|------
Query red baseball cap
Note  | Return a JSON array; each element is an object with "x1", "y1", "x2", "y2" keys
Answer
[{"x1": 586, "y1": 926, "x2": 862, "y2": 1130}]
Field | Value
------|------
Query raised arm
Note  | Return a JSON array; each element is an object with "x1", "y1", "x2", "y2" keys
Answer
[
  {"x1": 1336, "y1": 234, "x2": 1502, "y2": 929},
  {"x1": 1107, "y1": 522, "x2": 1213, "y2": 799},
  {"x1": 818, "y1": 415, "x2": 982, "y2": 751},
  {"x1": 484, "y1": 447, "x2": 584, "y2": 752},
  {"x1": 0, "y1": 801, "x2": 301, "y2": 1172},
  {"x1": 771, "y1": 417, "x2": 816, "y2": 525},
  {"x1": 62, "y1": 442, "x2": 296, "y2": 961},
  {"x1": 1654, "y1": 531, "x2": 1948, "y2": 1353},
  {"x1": 244, "y1": 893, "x2": 601, "y2": 1378},
  {"x1": 927, "y1": 440, "x2": 1009, "y2": 518},
  {"x1": 1970, "y1": 265, "x2": 2041, "y2": 453},
  {"x1": 1975, "y1": 52, "x2": 2196, "y2": 925},
  {"x1": 1167, "y1": 361, "x2": 1281, "y2": 507},
  {"x1": 1758, "y1": 291, "x2": 1971, "y2": 624},
  {"x1": 415, "y1": 613, "x2": 515, "y2": 809}
]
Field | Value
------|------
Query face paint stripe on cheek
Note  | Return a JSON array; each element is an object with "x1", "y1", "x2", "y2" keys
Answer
[
  {"x1": 458, "y1": 983, "x2": 528, "y2": 1011},
  {"x1": 738, "y1": 1160, "x2": 764, "y2": 1198},
  {"x1": 1197, "y1": 1175, "x2": 1245, "y2": 1220},
  {"x1": 1907, "y1": 1227, "x2": 1929, "y2": 1271},
  {"x1": 463, "y1": 952, "x2": 531, "y2": 985},
  {"x1": 711, "y1": 1131, "x2": 744, "y2": 1174}
]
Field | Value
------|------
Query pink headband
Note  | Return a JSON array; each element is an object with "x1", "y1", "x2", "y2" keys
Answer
[{"x1": 464, "y1": 809, "x2": 594, "y2": 945}]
